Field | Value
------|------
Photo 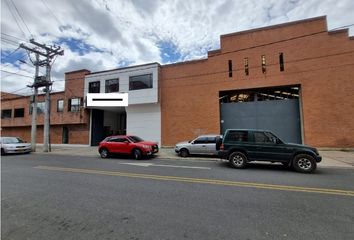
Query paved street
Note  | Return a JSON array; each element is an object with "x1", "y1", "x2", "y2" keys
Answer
[{"x1": 2, "y1": 153, "x2": 354, "y2": 240}]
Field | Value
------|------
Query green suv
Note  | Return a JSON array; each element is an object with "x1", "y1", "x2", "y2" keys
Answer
[{"x1": 218, "y1": 129, "x2": 322, "y2": 173}]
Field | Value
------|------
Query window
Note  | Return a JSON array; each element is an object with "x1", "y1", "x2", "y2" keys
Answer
[
  {"x1": 57, "y1": 100, "x2": 64, "y2": 112},
  {"x1": 29, "y1": 102, "x2": 45, "y2": 114},
  {"x1": 1, "y1": 109, "x2": 12, "y2": 119},
  {"x1": 105, "y1": 79, "x2": 119, "y2": 93},
  {"x1": 68, "y1": 98, "x2": 81, "y2": 112},
  {"x1": 261, "y1": 55, "x2": 266, "y2": 73},
  {"x1": 228, "y1": 60, "x2": 233, "y2": 78},
  {"x1": 225, "y1": 131, "x2": 248, "y2": 142},
  {"x1": 194, "y1": 137, "x2": 208, "y2": 144},
  {"x1": 244, "y1": 58, "x2": 249, "y2": 76},
  {"x1": 279, "y1": 52, "x2": 284, "y2": 71},
  {"x1": 89, "y1": 81, "x2": 100, "y2": 93},
  {"x1": 108, "y1": 137, "x2": 126, "y2": 143},
  {"x1": 254, "y1": 132, "x2": 278, "y2": 143},
  {"x1": 207, "y1": 137, "x2": 217, "y2": 144},
  {"x1": 14, "y1": 108, "x2": 24, "y2": 118},
  {"x1": 129, "y1": 74, "x2": 153, "y2": 90}
]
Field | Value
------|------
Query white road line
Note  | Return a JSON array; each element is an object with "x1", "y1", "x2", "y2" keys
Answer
[{"x1": 119, "y1": 162, "x2": 211, "y2": 170}]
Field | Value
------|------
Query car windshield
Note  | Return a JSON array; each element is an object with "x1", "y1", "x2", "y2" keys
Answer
[
  {"x1": 2, "y1": 137, "x2": 24, "y2": 144},
  {"x1": 127, "y1": 136, "x2": 144, "y2": 143}
]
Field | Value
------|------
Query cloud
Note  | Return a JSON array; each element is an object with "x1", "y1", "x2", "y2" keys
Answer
[{"x1": 1, "y1": 0, "x2": 353, "y2": 95}]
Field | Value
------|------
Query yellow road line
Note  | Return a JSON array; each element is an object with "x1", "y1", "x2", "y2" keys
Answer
[{"x1": 34, "y1": 165, "x2": 354, "y2": 197}]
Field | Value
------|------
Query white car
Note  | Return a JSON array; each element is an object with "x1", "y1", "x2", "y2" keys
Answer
[
  {"x1": 0, "y1": 137, "x2": 31, "y2": 155},
  {"x1": 175, "y1": 135, "x2": 222, "y2": 157}
]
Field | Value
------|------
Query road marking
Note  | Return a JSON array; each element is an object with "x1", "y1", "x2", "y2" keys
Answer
[
  {"x1": 119, "y1": 162, "x2": 211, "y2": 170},
  {"x1": 34, "y1": 165, "x2": 354, "y2": 197}
]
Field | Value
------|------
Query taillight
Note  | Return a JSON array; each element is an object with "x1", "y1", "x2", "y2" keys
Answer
[{"x1": 220, "y1": 144, "x2": 224, "y2": 150}]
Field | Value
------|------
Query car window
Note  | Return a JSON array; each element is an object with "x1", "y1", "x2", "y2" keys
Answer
[
  {"x1": 254, "y1": 132, "x2": 272, "y2": 143},
  {"x1": 108, "y1": 137, "x2": 126, "y2": 143},
  {"x1": 225, "y1": 131, "x2": 248, "y2": 142},
  {"x1": 194, "y1": 137, "x2": 208, "y2": 144},
  {"x1": 207, "y1": 137, "x2": 217, "y2": 143},
  {"x1": 128, "y1": 136, "x2": 144, "y2": 143},
  {"x1": 2, "y1": 137, "x2": 24, "y2": 144}
]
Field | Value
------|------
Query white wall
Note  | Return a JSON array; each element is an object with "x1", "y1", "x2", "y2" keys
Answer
[
  {"x1": 84, "y1": 63, "x2": 159, "y2": 105},
  {"x1": 125, "y1": 104, "x2": 161, "y2": 146}
]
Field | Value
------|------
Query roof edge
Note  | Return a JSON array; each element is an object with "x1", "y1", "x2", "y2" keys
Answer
[{"x1": 221, "y1": 16, "x2": 327, "y2": 39}]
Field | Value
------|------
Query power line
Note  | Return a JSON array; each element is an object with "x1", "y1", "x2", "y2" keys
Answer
[
  {"x1": 1, "y1": 32, "x2": 26, "y2": 41},
  {"x1": 9, "y1": 0, "x2": 33, "y2": 38},
  {"x1": 40, "y1": 0, "x2": 62, "y2": 26},
  {"x1": 1, "y1": 69, "x2": 33, "y2": 78},
  {"x1": 4, "y1": 0, "x2": 27, "y2": 39}
]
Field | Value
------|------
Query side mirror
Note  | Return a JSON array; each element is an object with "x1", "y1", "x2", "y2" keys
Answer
[
  {"x1": 276, "y1": 138, "x2": 282, "y2": 144},
  {"x1": 124, "y1": 140, "x2": 129, "y2": 144}
]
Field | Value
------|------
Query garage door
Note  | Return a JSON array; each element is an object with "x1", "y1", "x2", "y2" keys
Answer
[{"x1": 220, "y1": 87, "x2": 302, "y2": 143}]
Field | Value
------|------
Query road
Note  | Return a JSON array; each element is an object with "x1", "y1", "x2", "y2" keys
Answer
[{"x1": 2, "y1": 153, "x2": 354, "y2": 240}]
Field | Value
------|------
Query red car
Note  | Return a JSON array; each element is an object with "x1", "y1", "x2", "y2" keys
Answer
[{"x1": 98, "y1": 135, "x2": 159, "y2": 159}]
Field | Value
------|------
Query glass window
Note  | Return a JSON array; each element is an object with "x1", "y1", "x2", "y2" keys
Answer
[
  {"x1": 57, "y1": 100, "x2": 64, "y2": 112},
  {"x1": 279, "y1": 52, "x2": 284, "y2": 71},
  {"x1": 244, "y1": 58, "x2": 249, "y2": 76},
  {"x1": 14, "y1": 108, "x2": 24, "y2": 118},
  {"x1": 194, "y1": 137, "x2": 208, "y2": 144},
  {"x1": 108, "y1": 137, "x2": 126, "y2": 143},
  {"x1": 105, "y1": 79, "x2": 119, "y2": 93},
  {"x1": 89, "y1": 81, "x2": 100, "y2": 93},
  {"x1": 129, "y1": 74, "x2": 153, "y2": 91},
  {"x1": 261, "y1": 55, "x2": 266, "y2": 73},
  {"x1": 1, "y1": 109, "x2": 12, "y2": 119},
  {"x1": 207, "y1": 137, "x2": 217, "y2": 143},
  {"x1": 29, "y1": 102, "x2": 45, "y2": 115},
  {"x1": 68, "y1": 98, "x2": 81, "y2": 112},
  {"x1": 254, "y1": 132, "x2": 278, "y2": 143},
  {"x1": 226, "y1": 131, "x2": 248, "y2": 142}
]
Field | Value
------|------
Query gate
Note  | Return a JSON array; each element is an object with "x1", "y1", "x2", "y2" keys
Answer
[{"x1": 220, "y1": 99, "x2": 301, "y2": 143}]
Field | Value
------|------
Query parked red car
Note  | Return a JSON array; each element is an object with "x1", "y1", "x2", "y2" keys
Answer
[{"x1": 98, "y1": 135, "x2": 159, "y2": 159}]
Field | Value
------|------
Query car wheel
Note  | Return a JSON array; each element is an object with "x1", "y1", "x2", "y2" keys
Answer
[
  {"x1": 133, "y1": 149, "x2": 142, "y2": 160},
  {"x1": 179, "y1": 148, "x2": 189, "y2": 158},
  {"x1": 1, "y1": 148, "x2": 5, "y2": 155},
  {"x1": 100, "y1": 148, "x2": 109, "y2": 158},
  {"x1": 293, "y1": 154, "x2": 316, "y2": 173},
  {"x1": 229, "y1": 152, "x2": 247, "y2": 169}
]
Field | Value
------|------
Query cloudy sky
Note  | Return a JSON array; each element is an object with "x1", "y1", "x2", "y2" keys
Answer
[{"x1": 1, "y1": 0, "x2": 354, "y2": 95}]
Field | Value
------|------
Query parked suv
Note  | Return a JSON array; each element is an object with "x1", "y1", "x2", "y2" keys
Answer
[
  {"x1": 218, "y1": 129, "x2": 322, "y2": 173},
  {"x1": 175, "y1": 135, "x2": 221, "y2": 157},
  {"x1": 98, "y1": 135, "x2": 158, "y2": 160}
]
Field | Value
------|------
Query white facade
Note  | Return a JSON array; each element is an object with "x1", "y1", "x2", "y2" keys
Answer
[{"x1": 84, "y1": 63, "x2": 161, "y2": 146}]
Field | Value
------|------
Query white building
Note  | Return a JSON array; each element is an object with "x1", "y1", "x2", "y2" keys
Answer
[{"x1": 84, "y1": 63, "x2": 161, "y2": 146}]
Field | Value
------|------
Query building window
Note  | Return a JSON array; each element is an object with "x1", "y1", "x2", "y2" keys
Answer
[
  {"x1": 279, "y1": 52, "x2": 284, "y2": 71},
  {"x1": 228, "y1": 60, "x2": 233, "y2": 78},
  {"x1": 29, "y1": 102, "x2": 45, "y2": 115},
  {"x1": 129, "y1": 74, "x2": 153, "y2": 91},
  {"x1": 68, "y1": 98, "x2": 81, "y2": 112},
  {"x1": 244, "y1": 58, "x2": 249, "y2": 76},
  {"x1": 14, "y1": 108, "x2": 24, "y2": 118},
  {"x1": 1, "y1": 109, "x2": 12, "y2": 119},
  {"x1": 261, "y1": 55, "x2": 266, "y2": 73},
  {"x1": 57, "y1": 99, "x2": 64, "y2": 112},
  {"x1": 105, "y1": 79, "x2": 119, "y2": 93},
  {"x1": 89, "y1": 81, "x2": 100, "y2": 93}
]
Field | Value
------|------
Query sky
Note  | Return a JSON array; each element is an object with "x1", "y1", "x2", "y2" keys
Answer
[{"x1": 1, "y1": 0, "x2": 354, "y2": 95}]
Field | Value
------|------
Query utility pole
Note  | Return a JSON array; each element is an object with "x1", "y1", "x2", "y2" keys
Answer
[
  {"x1": 30, "y1": 53, "x2": 39, "y2": 152},
  {"x1": 20, "y1": 40, "x2": 64, "y2": 152}
]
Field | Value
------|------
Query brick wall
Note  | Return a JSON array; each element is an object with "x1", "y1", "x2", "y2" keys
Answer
[{"x1": 160, "y1": 16, "x2": 354, "y2": 147}]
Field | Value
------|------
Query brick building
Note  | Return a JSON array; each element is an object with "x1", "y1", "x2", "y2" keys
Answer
[
  {"x1": 1, "y1": 16, "x2": 354, "y2": 147},
  {"x1": 161, "y1": 16, "x2": 354, "y2": 147},
  {"x1": 1, "y1": 70, "x2": 91, "y2": 144}
]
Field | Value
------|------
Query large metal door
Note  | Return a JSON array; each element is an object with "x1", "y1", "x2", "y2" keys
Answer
[{"x1": 220, "y1": 99, "x2": 301, "y2": 143}]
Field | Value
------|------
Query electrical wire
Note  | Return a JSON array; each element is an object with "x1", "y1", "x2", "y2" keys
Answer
[
  {"x1": 4, "y1": 0, "x2": 27, "y2": 39},
  {"x1": 9, "y1": 0, "x2": 33, "y2": 38},
  {"x1": 1, "y1": 69, "x2": 33, "y2": 78}
]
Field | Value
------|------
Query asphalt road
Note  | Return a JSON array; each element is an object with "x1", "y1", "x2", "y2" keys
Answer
[{"x1": 2, "y1": 153, "x2": 354, "y2": 240}]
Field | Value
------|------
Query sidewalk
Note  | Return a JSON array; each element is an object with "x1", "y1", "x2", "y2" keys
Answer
[{"x1": 32, "y1": 144, "x2": 354, "y2": 168}]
